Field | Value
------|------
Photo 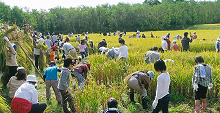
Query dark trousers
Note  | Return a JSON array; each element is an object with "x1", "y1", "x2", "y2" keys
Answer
[
  {"x1": 34, "y1": 55, "x2": 40, "y2": 69},
  {"x1": 30, "y1": 102, "x2": 47, "y2": 113},
  {"x1": 152, "y1": 94, "x2": 170, "y2": 113},
  {"x1": 5, "y1": 66, "x2": 18, "y2": 86},
  {"x1": 9, "y1": 66, "x2": 18, "y2": 77},
  {"x1": 59, "y1": 90, "x2": 76, "y2": 113},
  {"x1": 80, "y1": 52, "x2": 87, "y2": 59}
]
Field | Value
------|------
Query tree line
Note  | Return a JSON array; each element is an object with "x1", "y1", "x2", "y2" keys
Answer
[{"x1": 0, "y1": 1, "x2": 220, "y2": 35}]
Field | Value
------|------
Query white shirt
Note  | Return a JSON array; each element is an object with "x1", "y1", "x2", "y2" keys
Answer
[
  {"x1": 44, "y1": 39, "x2": 52, "y2": 49},
  {"x1": 155, "y1": 72, "x2": 170, "y2": 100},
  {"x1": 14, "y1": 82, "x2": 38, "y2": 104},
  {"x1": 162, "y1": 40, "x2": 168, "y2": 50},
  {"x1": 63, "y1": 43, "x2": 74, "y2": 55},
  {"x1": 149, "y1": 51, "x2": 160, "y2": 63},
  {"x1": 99, "y1": 47, "x2": 109, "y2": 55},
  {"x1": 51, "y1": 35, "x2": 57, "y2": 42},
  {"x1": 113, "y1": 45, "x2": 128, "y2": 59}
]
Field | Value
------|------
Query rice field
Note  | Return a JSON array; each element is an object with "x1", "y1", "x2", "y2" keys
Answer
[{"x1": 1, "y1": 29, "x2": 220, "y2": 113}]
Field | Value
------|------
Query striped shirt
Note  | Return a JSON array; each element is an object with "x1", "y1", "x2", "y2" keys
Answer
[
  {"x1": 58, "y1": 67, "x2": 71, "y2": 90},
  {"x1": 192, "y1": 64, "x2": 212, "y2": 87}
]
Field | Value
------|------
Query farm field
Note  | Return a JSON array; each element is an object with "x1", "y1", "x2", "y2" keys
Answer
[{"x1": 1, "y1": 29, "x2": 220, "y2": 113}]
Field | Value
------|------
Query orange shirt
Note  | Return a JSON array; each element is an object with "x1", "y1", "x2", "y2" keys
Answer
[
  {"x1": 50, "y1": 52, "x2": 55, "y2": 61},
  {"x1": 173, "y1": 44, "x2": 179, "y2": 51}
]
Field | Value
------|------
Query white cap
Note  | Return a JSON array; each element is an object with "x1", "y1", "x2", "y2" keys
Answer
[
  {"x1": 147, "y1": 71, "x2": 155, "y2": 79},
  {"x1": 26, "y1": 75, "x2": 37, "y2": 82},
  {"x1": 217, "y1": 38, "x2": 220, "y2": 41},
  {"x1": 172, "y1": 40, "x2": 177, "y2": 43}
]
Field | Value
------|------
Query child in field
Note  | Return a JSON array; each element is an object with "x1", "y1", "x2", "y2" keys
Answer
[
  {"x1": 78, "y1": 40, "x2": 87, "y2": 59},
  {"x1": 50, "y1": 46, "x2": 56, "y2": 62},
  {"x1": 58, "y1": 57, "x2": 76, "y2": 112},
  {"x1": 192, "y1": 56, "x2": 213, "y2": 113},
  {"x1": 102, "y1": 98, "x2": 122, "y2": 113},
  {"x1": 172, "y1": 40, "x2": 179, "y2": 51},
  {"x1": 152, "y1": 60, "x2": 170, "y2": 113},
  {"x1": 7, "y1": 67, "x2": 26, "y2": 100}
]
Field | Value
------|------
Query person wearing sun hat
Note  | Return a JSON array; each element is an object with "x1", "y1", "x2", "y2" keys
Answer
[
  {"x1": 172, "y1": 40, "x2": 179, "y2": 51},
  {"x1": 124, "y1": 70, "x2": 155, "y2": 109},
  {"x1": 11, "y1": 75, "x2": 47, "y2": 113}
]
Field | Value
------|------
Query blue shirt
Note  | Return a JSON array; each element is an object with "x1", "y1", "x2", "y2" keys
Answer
[{"x1": 44, "y1": 66, "x2": 59, "y2": 80}]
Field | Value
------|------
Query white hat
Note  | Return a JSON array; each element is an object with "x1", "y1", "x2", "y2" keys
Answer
[
  {"x1": 26, "y1": 75, "x2": 37, "y2": 82},
  {"x1": 38, "y1": 38, "x2": 44, "y2": 44},
  {"x1": 172, "y1": 40, "x2": 177, "y2": 43},
  {"x1": 147, "y1": 71, "x2": 155, "y2": 79},
  {"x1": 217, "y1": 38, "x2": 220, "y2": 41}
]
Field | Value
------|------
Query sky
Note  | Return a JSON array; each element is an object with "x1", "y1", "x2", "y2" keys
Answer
[{"x1": 0, "y1": 0, "x2": 145, "y2": 11}]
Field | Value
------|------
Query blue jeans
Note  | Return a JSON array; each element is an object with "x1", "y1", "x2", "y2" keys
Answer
[
  {"x1": 80, "y1": 52, "x2": 87, "y2": 59},
  {"x1": 152, "y1": 94, "x2": 170, "y2": 113},
  {"x1": 72, "y1": 71, "x2": 84, "y2": 89}
]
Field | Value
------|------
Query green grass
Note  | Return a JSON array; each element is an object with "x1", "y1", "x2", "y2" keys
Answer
[{"x1": 186, "y1": 23, "x2": 220, "y2": 30}]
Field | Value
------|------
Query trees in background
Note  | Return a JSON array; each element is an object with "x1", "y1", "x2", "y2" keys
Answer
[{"x1": 0, "y1": 1, "x2": 220, "y2": 34}]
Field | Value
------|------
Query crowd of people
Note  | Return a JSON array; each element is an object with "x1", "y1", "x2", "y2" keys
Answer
[{"x1": 2, "y1": 30, "x2": 215, "y2": 113}]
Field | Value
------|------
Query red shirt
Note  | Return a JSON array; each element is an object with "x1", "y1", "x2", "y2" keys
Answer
[
  {"x1": 166, "y1": 39, "x2": 171, "y2": 50},
  {"x1": 73, "y1": 64, "x2": 88, "y2": 75},
  {"x1": 173, "y1": 44, "x2": 179, "y2": 51}
]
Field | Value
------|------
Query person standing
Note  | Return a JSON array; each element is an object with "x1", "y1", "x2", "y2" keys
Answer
[
  {"x1": 44, "y1": 61, "x2": 62, "y2": 105},
  {"x1": 192, "y1": 56, "x2": 213, "y2": 113},
  {"x1": 149, "y1": 47, "x2": 160, "y2": 63},
  {"x1": 4, "y1": 36, "x2": 18, "y2": 86},
  {"x1": 44, "y1": 36, "x2": 52, "y2": 52},
  {"x1": 58, "y1": 58, "x2": 76, "y2": 113},
  {"x1": 33, "y1": 35, "x2": 40, "y2": 69},
  {"x1": 51, "y1": 33, "x2": 57, "y2": 43},
  {"x1": 124, "y1": 71, "x2": 155, "y2": 109},
  {"x1": 215, "y1": 38, "x2": 220, "y2": 52},
  {"x1": 162, "y1": 37, "x2": 168, "y2": 51},
  {"x1": 11, "y1": 75, "x2": 47, "y2": 113},
  {"x1": 152, "y1": 60, "x2": 170, "y2": 113},
  {"x1": 181, "y1": 32, "x2": 192, "y2": 51},
  {"x1": 78, "y1": 41, "x2": 87, "y2": 59}
]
